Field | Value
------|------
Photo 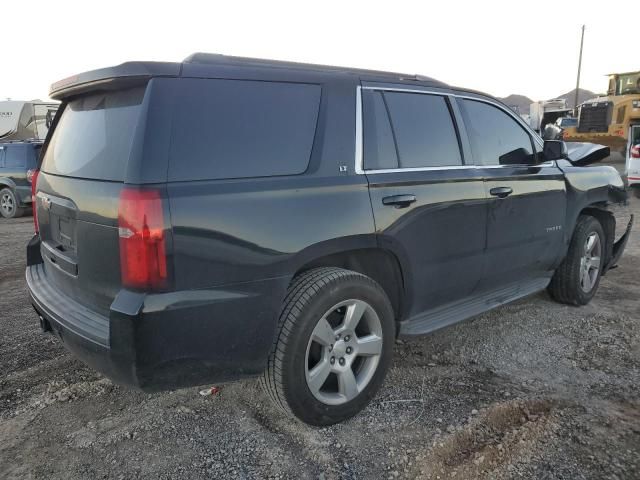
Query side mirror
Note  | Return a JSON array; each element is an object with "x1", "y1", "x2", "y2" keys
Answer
[{"x1": 543, "y1": 140, "x2": 568, "y2": 160}]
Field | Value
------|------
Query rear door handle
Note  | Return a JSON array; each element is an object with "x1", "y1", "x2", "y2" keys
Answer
[
  {"x1": 382, "y1": 194, "x2": 416, "y2": 208},
  {"x1": 489, "y1": 186, "x2": 513, "y2": 198}
]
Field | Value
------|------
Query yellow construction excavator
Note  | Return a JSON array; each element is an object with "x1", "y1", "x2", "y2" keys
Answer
[{"x1": 563, "y1": 71, "x2": 640, "y2": 155}]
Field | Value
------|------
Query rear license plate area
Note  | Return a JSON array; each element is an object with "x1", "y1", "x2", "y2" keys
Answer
[{"x1": 54, "y1": 214, "x2": 76, "y2": 250}]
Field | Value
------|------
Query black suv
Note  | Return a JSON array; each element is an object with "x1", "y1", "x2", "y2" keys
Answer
[
  {"x1": 0, "y1": 140, "x2": 40, "y2": 218},
  {"x1": 27, "y1": 54, "x2": 632, "y2": 425}
]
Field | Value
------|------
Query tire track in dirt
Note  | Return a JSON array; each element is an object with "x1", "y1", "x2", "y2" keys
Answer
[{"x1": 412, "y1": 399, "x2": 556, "y2": 479}]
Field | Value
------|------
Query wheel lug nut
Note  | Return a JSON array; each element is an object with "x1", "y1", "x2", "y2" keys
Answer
[
  {"x1": 344, "y1": 335, "x2": 351, "y2": 342},
  {"x1": 335, "y1": 334, "x2": 341, "y2": 340},
  {"x1": 346, "y1": 347, "x2": 353, "y2": 354},
  {"x1": 330, "y1": 357, "x2": 335, "y2": 365},
  {"x1": 339, "y1": 358, "x2": 345, "y2": 366}
]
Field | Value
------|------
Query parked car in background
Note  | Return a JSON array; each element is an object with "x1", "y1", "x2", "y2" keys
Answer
[
  {"x1": 0, "y1": 140, "x2": 41, "y2": 218},
  {"x1": 26, "y1": 54, "x2": 633, "y2": 426},
  {"x1": 625, "y1": 123, "x2": 640, "y2": 197},
  {"x1": 627, "y1": 143, "x2": 640, "y2": 197}
]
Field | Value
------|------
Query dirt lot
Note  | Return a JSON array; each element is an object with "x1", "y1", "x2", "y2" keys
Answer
[{"x1": 1, "y1": 178, "x2": 639, "y2": 479}]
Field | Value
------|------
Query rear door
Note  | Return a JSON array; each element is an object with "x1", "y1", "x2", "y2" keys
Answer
[
  {"x1": 35, "y1": 86, "x2": 148, "y2": 315},
  {"x1": 360, "y1": 85, "x2": 487, "y2": 320},
  {"x1": 457, "y1": 97, "x2": 567, "y2": 289}
]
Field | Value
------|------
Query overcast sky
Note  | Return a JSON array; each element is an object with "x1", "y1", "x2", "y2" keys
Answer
[{"x1": 1, "y1": 0, "x2": 636, "y2": 102}]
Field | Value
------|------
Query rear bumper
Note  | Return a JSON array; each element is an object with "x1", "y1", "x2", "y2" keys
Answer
[{"x1": 26, "y1": 250, "x2": 288, "y2": 391}]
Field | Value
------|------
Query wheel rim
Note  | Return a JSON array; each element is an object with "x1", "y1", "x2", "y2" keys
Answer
[
  {"x1": 305, "y1": 299, "x2": 383, "y2": 406},
  {"x1": 580, "y1": 231, "x2": 602, "y2": 293},
  {"x1": 1, "y1": 192, "x2": 14, "y2": 216}
]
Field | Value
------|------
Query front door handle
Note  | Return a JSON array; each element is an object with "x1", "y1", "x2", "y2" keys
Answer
[
  {"x1": 382, "y1": 194, "x2": 416, "y2": 208},
  {"x1": 489, "y1": 186, "x2": 513, "y2": 198}
]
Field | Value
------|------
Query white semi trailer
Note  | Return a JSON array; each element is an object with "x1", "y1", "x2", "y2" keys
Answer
[{"x1": 0, "y1": 100, "x2": 59, "y2": 142}]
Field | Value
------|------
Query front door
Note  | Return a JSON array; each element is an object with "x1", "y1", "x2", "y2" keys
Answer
[
  {"x1": 458, "y1": 97, "x2": 567, "y2": 289},
  {"x1": 359, "y1": 86, "x2": 487, "y2": 321}
]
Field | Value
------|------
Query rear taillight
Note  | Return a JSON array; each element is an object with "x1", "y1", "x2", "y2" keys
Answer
[
  {"x1": 118, "y1": 188, "x2": 168, "y2": 290},
  {"x1": 29, "y1": 169, "x2": 40, "y2": 233},
  {"x1": 631, "y1": 145, "x2": 640, "y2": 159}
]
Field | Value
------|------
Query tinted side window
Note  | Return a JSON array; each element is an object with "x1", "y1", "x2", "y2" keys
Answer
[
  {"x1": 170, "y1": 79, "x2": 321, "y2": 181},
  {"x1": 29, "y1": 145, "x2": 42, "y2": 169},
  {"x1": 462, "y1": 99, "x2": 535, "y2": 166},
  {"x1": 4, "y1": 147, "x2": 25, "y2": 168},
  {"x1": 384, "y1": 92, "x2": 462, "y2": 168},
  {"x1": 362, "y1": 90, "x2": 398, "y2": 170}
]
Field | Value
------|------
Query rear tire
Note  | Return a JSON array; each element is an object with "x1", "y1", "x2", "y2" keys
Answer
[
  {"x1": 548, "y1": 215, "x2": 605, "y2": 305},
  {"x1": 261, "y1": 267, "x2": 395, "y2": 426},
  {"x1": 0, "y1": 188, "x2": 25, "y2": 219}
]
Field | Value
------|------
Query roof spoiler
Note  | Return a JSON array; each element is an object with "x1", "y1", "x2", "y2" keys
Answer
[{"x1": 49, "y1": 61, "x2": 181, "y2": 100}]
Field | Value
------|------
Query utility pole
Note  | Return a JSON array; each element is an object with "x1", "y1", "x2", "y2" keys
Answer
[{"x1": 574, "y1": 25, "x2": 585, "y2": 111}]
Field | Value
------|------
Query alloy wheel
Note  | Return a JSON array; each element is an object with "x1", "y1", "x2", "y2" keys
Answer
[
  {"x1": 1, "y1": 192, "x2": 15, "y2": 217},
  {"x1": 579, "y1": 231, "x2": 601, "y2": 293},
  {"x1": 305, "y1": 299, "x2": 383, "y2": 405}
]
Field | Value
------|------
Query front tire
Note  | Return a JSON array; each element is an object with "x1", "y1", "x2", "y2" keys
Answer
[
  {"x1": 261, "y1": 267, "x2": 395, "y2": 426},
  {"x1": 548, "y1": 215, "x2": 605, "y2": 305},
  {"x1": 0, "y1": 188, "x2": 25, "y2": 219}
]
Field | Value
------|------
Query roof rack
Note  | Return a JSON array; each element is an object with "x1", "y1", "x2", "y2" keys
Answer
[{"x1": 0, "y1": 138, "x2": 44, "y2": 145}]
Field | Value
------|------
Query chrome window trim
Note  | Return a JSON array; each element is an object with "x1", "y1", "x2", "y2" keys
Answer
[
  {"x1": 364, "y1": 165, "x2": 476, "y2": 175},
  {"x1": 362, "y1": 161, "x2": 555, "y2": 175},
  {"x1": 355, "y1": 85, "x2": 364, "y2": 174},
  {"x1": 355, "y1": 85, "x2": 550, "y2": 175},
  {"x1": 361, "y1": 85, "x2": 451, "y2": 96}
]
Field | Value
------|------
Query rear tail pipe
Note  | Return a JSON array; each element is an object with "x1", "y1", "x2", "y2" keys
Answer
[
  {"x1": 32, "y1": 305, "x2": 51, "y2": 332},
  {"x1": 39, "y1": 315, "x2": 51, "y2": 332}
]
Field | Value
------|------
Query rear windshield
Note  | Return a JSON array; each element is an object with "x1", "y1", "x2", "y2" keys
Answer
[{"x1": 41, "y1": 87, "x2": 145, "y2": 181}]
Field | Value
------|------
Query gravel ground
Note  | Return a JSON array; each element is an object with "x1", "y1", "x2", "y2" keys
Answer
[{"x1": 1, "y1": 169, "x2": 638, "y2": 479}]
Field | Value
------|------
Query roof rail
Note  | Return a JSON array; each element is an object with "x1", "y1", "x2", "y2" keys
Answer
[{"x1": 0, "y1": 138, "x2": 44, "y2": 145}]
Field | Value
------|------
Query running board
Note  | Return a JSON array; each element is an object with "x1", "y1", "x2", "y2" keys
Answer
[{"x1": 399, "y1": 276, "x2": 552, "y2": 336}]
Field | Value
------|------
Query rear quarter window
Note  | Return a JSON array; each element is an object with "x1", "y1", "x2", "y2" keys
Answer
[{"x1": 169, "y1": 79, "x2": 321, "y2": 181}]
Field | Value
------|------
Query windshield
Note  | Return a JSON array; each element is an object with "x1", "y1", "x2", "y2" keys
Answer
[
  {"x1": 41, "y1": 87, "x2": 145, "y2": 181},
  {"x1": 559, "y1": 118, "x2": 577, "y2": 127},
  {"x1": 616, "y1": 73, "x2": 640, "y2": 95}
]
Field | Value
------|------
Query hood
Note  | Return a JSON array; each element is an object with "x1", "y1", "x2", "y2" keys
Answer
[{"x1": 565, "y1": 142, "x2": 610, "y2": 166}]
